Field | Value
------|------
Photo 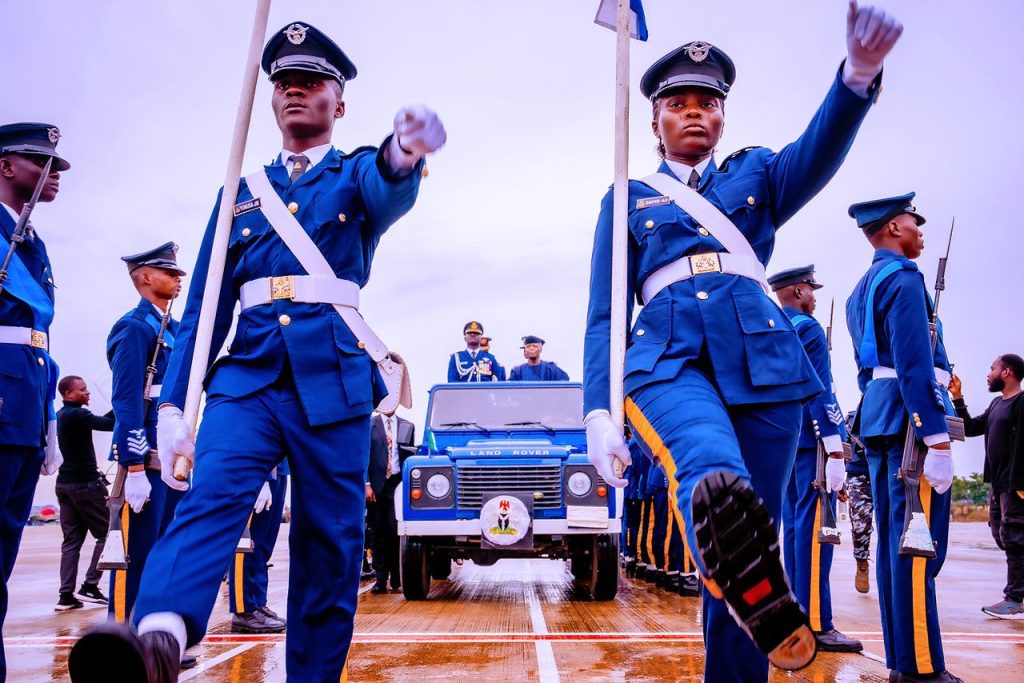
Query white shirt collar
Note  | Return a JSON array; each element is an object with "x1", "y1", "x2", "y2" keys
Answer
[
  {"x1": 1, "y1": 202, "x2": 20, "y2": 222},
  {"x1": 665, "y1": 156, "x2": 714, "y2": 184},
  {"x1": 279, "y1": 143, "x2": 333, "y2": 174}
]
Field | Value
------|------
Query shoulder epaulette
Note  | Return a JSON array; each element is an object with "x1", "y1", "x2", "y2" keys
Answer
[
  {"x1": 341, "y1": 145, "x2": 377, "y2": 160},
  {"x1": 718, "y1": 146, "x2": 765, "y2": 172}
]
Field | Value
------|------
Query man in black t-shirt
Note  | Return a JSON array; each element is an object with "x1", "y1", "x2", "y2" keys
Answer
[
  {"x1": 951, "y1": 353, "x2": 1024, "y2": 619},
  {"x1": 54, "y1": 376, "x2": 114, "y2": 610}
]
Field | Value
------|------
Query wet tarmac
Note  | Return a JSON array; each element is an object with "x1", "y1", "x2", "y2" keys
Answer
[{"x1": 5, "y1": 521, "x2": 1023, "y2": 681}]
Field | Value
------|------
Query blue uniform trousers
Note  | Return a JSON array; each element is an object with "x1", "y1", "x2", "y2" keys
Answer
[
  {"x1": 625, "y1": 367, "x2": 801, "y2": 683},
  {"x1": 637, "y1": 497, "x2": 653, "y2": 568},
  {"x1": 109, "y1": 468, "x2": 167, "y2": 623},
  {"x1": 865, "y1": 435, "x2": 949, "y2": 675},
  {"x1": 159, "y1": 488, "x2": 186, "y2": 537},
  {"x1": 650, "y1": 488, "x2": 668, "y2": 572},
  {"x1": 0, "y1": 446, "x2": 43, "y2": 681},
  {"x1": 664, "y1": 496, "x2": 689, "y2": 574},
  {"x1": 228, "y1": 474, "x2": 288, "y2": 614},
  {"x1": 782, "y1": 447, "x2": 835, "y2": 633},
  {"x1": 133, "y1": 375, "x2": 368, "y2": 683},
  {"x1": 624, "y1": 498, "x2": 642, "y2": 561}
]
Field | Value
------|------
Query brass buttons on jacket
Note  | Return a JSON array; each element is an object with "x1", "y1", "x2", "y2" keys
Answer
[
  {"x1": 698, "y1": 226, "x2": 710, "y2": 236},
  {"x1": 645, "y1": 220, "x2": 655, "y2": 229},
  {"x1": 747, "y1": 196, "x2": 755, "y2": 206},
  {"x1": 696, "y1": 291, "x2": 709, "y2": 300},
  {"x1": 421, "y1": 165, "x2": 429, "y2": 178},
  {"x1": 768, "y1": 319, "x2": 775, "y2": 328},
  {"x1": 338, "y1": 213, "x2": 346, "y2": 222},
  {"x1": 636, "y1": 329, "x2": 645, "y2": 337},
  {"x1": 37, "y1": 357, "x2": 45, "y2": 366},
  {"x1": 288, "y1": 202, "x2": 299, "y2": 214},
  {"x1": 279, "y1": 314, "x2": 291, "y2": 326},
  {"x1": 241, "y1": 228, "x2": 251, "y2": 237},
  {"x1": 357, "y1": 341, "x2": 367, "y2": 350}
]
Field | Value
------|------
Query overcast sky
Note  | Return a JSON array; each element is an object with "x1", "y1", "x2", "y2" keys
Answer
[{"x1": 6, "y1": 0, "x2": 1022, "y2": 505}]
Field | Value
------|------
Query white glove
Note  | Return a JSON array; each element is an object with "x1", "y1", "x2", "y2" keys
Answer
[
  {"x1": 584, "y1": 410, "x2": 631, "y2": 488},
  {"x1": 844, "y1": 1, "x2": 903, "y2": 84},
  {"x1": 124, "y1": 470, "x2": 152, "y2": 513},
  {"x1": 41, "y1": 419, "x2": 63, "y2": 475},
  {"x1": 825, "y1": 456, "x2": 847, "y2": 493},
  {"x1": 157, "y1": 406, "x2": 194, "y2": 492},
  {"x1": 254, "y1": 482, "x2": 273, "y2": 513},
  {"x1": 387, "y1": 104, "x2": 447, "y2": 170},
  {"x1": 923, "y1": 447, "x2": 954, "y2": 495}
]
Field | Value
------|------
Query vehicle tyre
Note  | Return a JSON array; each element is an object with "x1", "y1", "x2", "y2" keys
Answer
[
  {"x1": 570, "y1": 536, "x2": 596, "y2": 596},
  {"x1": 430, "y1": 550, "x2": 452, "y2": 580},
  {"x1": 401, "y1": 536, "x2": 431, "y2": 600},
  {"x1": 592, "y1": 534, "x2": 619, "y2": 601}
]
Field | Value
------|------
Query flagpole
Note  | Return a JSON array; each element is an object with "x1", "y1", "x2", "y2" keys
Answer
[
  {"x1": 609, "y1": 0, "x2": 631, "y2": 448},
  {"x1": 174, "y1": 0, "x2": 272, "y2": 479}
]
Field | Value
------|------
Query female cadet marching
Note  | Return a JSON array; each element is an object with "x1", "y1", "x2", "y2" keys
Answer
[{"x1": 583, "y1": 3, "x2": 902, "y2": 680}]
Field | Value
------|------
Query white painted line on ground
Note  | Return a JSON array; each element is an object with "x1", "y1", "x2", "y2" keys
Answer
[
  {"x1": 177, "y1": 643, "x2": 257, "y2": 681},
  {"x1": 859, "y1": 650, "x2": 887, "y2": 666},
  {"x1": 526, "y1": 586, "x2": 560, "y2": 683}
]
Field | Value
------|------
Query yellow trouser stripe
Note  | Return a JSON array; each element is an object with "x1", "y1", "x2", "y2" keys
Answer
[
  {"x1": 113, "y1": 503, "x2": 130, "y2": 624},
  {"x1": 626, "y1": 398, "x2": 700, "y2": 582},
  {"x1": 809, "y1": 501, "x2": 823, "y2": 632},
  {"x1": 340, "y1": 658, "x2": 349, "y2": 682},
  {"x1": 644, "y1": 498, "x2": 656, "y2": 566},
  {"x1": 663, "y1": 495, "x2": 674, "y2": 572},
  {"x1": 913, "y1": 475, "x2": 934, "y2": 673},
  {"x1": 233, "y1": 514, "x2": 253, "y2": 613}
]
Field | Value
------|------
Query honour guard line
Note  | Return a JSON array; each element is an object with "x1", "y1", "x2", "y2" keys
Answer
[{"x1": 69, "y1": 13, "x2": 446, "y2": 683}]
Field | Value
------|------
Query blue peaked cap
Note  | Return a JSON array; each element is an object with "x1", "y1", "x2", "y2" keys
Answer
[
  {"x1": 767, "y1": 265, "x2": 822, "y2": 291},
  {"x1": 262, "y1": 22, "x2": 357, "y2": 83},
  {"x1": 848, "y1": 192, "x2": 926, "y2": 236},
  {"x1": 0, "y1": 122, "x2": 71, "y2": 171}
]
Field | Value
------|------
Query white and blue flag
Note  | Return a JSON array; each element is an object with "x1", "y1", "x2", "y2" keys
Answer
[{"x1": 594, "y1": 0, "x2": 648, "y2": 41}]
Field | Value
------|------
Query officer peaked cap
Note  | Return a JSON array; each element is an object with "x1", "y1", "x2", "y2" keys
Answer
[
  {"x1": 521, "y1": 335, "x2": 545, "y2": 346},
  {"x1": 464, "y1": 321, "x2": 484, "y2": 334},
  {"x1": 0, "y1": 122, "x2": 71, "y2": 171},
  {"x1": 640, "y1": 41, "x2": 736, "y2": 100},
  {"x1": 767, "y1": 265, "x2": 822, "y2": 291},
  {"x1": 262, "y1": 22, "x2": 357, "y2": 83},
  {"x1": 121, "y1": 241, "x2": 187, "y2": 276},
  {"x1": 848, "y1": 192, "x2": 926, "y2": 236}
]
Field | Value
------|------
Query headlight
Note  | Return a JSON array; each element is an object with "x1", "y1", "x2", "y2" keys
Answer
[
  {"x1": 426, "y1": 473, "x2": 451, "y2": 499},
  {"x1": 567, "y1": 471, "x2": 593, "y2": 497}
]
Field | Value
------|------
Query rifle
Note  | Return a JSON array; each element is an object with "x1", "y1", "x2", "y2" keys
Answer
[
  {"x1": 897, "y1": 219, "x2": 966, "y2": 557},
  {"x1": 97, "y1": 299, "x2": 176, "y2": 570},
  {"x1": 813, "y1": 299, "x2": 841, "y2": 545},
  {"x1": 0, "y1": 157, "x2": 53, "y2": 296}
]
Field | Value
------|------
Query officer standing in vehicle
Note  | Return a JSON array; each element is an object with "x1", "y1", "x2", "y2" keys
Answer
[
  {"x1": 583, "y1": 4, "x2": 903, "y2": 678},
  {"x1": 69, "y1": 21, "x2": 446, "y2": 682},
  {"x1": 846, "y1": 193, "x2": 962, "y2": 683},
  {"x1": 770, "y1": 265, "x2": 862, "y2": 653},
  {"x1": 104, "y1": 243, "x2": 185, "y2": 627},
  {"x1": 0, "y1": 122, "x2": 67, "y2": 682},
  {"x1": 509, "y1": 335, "x2": 570, "y2": 382},
  {"x1": 448, "y1": 321, "x2": 501, "y2": 382}
]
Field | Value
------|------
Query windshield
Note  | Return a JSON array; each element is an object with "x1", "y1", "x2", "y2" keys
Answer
[{"x1": 429, "y1": 385, "x2": 584, "y2": 431}]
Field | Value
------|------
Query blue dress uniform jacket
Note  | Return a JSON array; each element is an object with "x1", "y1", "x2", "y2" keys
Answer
[
  {"x1": 584, "y1": 67, "x2": 879, "y2": 417},
  {"x1": 0, "y1": 209, "x2": 57, "y2": 448},
  {"x1": 160, "y1": 143, "x2": 422, "y2": 425},
  {"x1": 509, "y1": 361, "x2": 569, "y2": 382},
  {"x1": 784, "y1": 308, "x2": 846, "y2": 448},
  {"x1": 846, "y1": 249, "x2": 953, "y2": 439},
  {"x1": 106, "y1": 298, "x2": 179, "y2": 466},
  {"x1": 447, "y1": 349, "x2": 502, "y2": 382}
]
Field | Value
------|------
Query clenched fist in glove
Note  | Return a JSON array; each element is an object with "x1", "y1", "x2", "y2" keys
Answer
[
  {"x1": 825, "y1": 455, "x2": 847, "y2": 493},
  {"x1": 923, "y1": 446, "x2": 954, "y2": 495},
  {"x1": 124, "y1": 470, "x2": 152, "y2": 513},
  {"x1": 157, "y1": 406, "x2": 194, "y2": 492},
  {"x1": 584, "y1": 409, "x2": 631, "y2": 489},
  {"x1": 387, "y1": 105, "x2": 447, "y2": 171}
]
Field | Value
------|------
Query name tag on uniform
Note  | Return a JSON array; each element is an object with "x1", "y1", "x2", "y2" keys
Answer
[
  {"x1": 233, "y1": 198, "x2": 262, "y2": 216},
  {"x1": 635, "y1": 195, "x2": 672, "y2": 210}
]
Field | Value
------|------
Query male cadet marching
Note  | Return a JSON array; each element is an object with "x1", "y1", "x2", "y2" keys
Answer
[
  {"x1": 583, "y1": 4, "x2": 903, "y2": 678},
  {"x1": 0, "y1": 122, "x2": 67, "y2": 682},
  {"x1": 70, "y1": 22, "x2": 446, "y2": 683},
  {"x1": 846, "y1": 194, "x2": 962, "y2": 683},
  {"x1": 479, "y1": 336, "x2": 506, "y2": 380},
  {"x1": 448, "y1": 321, "x2": 501, "y2": 382},
  {"x1": 769, "y1": 265, "x2": 862, "y2": 653},
  {"x1": 105, "y1": 244, "x2": 185, "y2": 632},
  {"x1": 227, "y1": 460, "x2": 288, "y2": 633},
  {"x1": 509, "y1": 335, "x2": 570, "y2": 381}
]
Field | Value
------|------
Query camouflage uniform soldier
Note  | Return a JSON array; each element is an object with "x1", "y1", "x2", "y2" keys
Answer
[{"x1": 846, "y1": 417, "x2": 874, "y2": 594}]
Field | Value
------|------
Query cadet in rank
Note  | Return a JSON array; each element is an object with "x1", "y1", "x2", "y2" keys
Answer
[
  {"x1": 769, "y1": 265, "x2": 862, "y2": 653},
  {"x1": 509, "y1": 335, "x2": 569, "y2": 382},
  {"x1": 846, "y1": 194, "x2": 962, "y2": 683},
  {"x1": 448, "y1": 321, "x2": 501, "y2": 382},
  {"x1": 70, "y1": 21, "x2": 446, "y2": 683},
  {"x1": 0, "y1": 122, "x2": 67, "y2": 682},
  {"x1": 582, "y1": 5, "x2": 902, "y2": 679}
]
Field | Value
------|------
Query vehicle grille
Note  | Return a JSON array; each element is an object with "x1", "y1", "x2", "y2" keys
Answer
[{"x1": 456, "y1": 465, "x2": 562, "y2": 510}]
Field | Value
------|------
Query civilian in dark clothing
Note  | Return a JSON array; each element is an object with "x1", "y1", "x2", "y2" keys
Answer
[
  {"x1": 54, "y1": 376, "x2": 114, "y2": 610},
  {"x1": 950, "y1": 353, "x2": 1024, "y2": 619}
]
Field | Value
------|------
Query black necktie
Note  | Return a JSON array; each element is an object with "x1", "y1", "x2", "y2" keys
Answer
[
  {"x1": 687, "y1": 169, "x2": 700, "y2": 190},
  {"x1": 288, "y1": 154, "x2": 309, "y2": 183}
]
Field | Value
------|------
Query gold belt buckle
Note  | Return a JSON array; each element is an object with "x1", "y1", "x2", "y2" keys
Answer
[
  {"x1": 689, "y1": 253, "x2": 722, "y2": 275},
  {"x1": 270, "y1": 276, "x2": 295, "y2": 301},
  {"x1": 30, "y1": 330, "x2": 47, "y2": 349}
]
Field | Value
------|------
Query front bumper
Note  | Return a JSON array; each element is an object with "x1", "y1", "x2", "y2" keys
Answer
[{"x1": 398, "y1": 517, "x2": 622, "y2": 537}]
